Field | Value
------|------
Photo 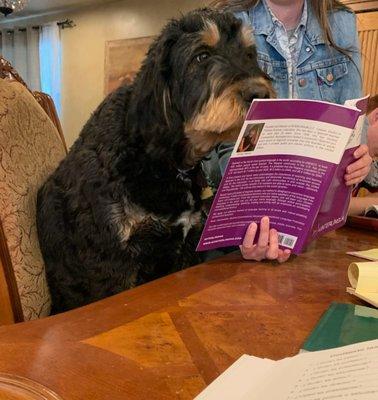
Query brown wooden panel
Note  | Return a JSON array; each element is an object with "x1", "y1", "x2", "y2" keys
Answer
[
  {"x1": 0, "y1": 259, "x2": 15, "y2": 325},
  {"x1": 33, "y1": 91, "x2": 68, "y2": 154},
  {"x1": 357, "y1": 10, "x2": 378, "y2": 30},
  {"x1": 343, "y1": 0, "x2": 378, "y2": 12},
  {"x1": 0, "y1": 221, "x2": 22, "y2": 325},
  {"x1": 357, "y1": 12, "x2": 378, "y2": 95}
]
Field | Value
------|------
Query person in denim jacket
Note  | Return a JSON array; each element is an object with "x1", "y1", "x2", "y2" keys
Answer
[{"x1": 205, "y1": 0, "x2": 373, "y2": 263}]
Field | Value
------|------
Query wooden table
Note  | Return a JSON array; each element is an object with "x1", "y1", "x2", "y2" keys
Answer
[{"x1": 0, "y1": 227, "x2": 376, "y2": 400}]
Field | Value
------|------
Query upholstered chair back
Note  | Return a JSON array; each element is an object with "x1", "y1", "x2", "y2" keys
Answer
[{"x1": 0, "y1": 78, "x2": 66, "y2": 322}]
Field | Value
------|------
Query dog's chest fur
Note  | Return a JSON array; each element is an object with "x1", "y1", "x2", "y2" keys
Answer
[
  {"x1": 77, "y1": 84, "x2": 204, "y2": 246},
  {"x1": 111, "y1": 194, "x2": 202, "y2": 247}
]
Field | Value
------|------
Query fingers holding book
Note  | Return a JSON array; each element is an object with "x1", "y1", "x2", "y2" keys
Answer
[
  {"x1": 240, "y1": 217, "x2": 291, "y2": 263},
  {"x1": 345, "y1": 144, "x2": 372, "y2": 186}
]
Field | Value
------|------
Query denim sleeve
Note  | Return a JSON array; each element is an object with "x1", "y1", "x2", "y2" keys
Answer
[
  {"x1": 337, "y1": 12, "x2": 369, "y2": 145},
  {"x1": 332, "y1": 11, "x2": 363, "y2": 104}
]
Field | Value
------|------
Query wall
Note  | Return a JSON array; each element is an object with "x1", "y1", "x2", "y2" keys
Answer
[
  {"x1": 62, "y1": 0, "x2": 209, "y2": 146},
  {"x1": 1, "y1": 0, "x2": 207, "y2": 146}
]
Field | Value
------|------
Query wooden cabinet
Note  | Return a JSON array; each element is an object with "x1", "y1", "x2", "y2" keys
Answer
[
  {"x1": 356, "y1": 11, "x2": 378, "y2": 95},
  {"x1": 341, "y1": 1, "x2": 378, "y2": 95},
  {"x1": 343, "y1": 0, "x2": 378, "y2": 12}
]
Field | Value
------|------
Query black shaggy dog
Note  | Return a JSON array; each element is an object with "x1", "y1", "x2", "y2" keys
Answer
[{"x1": 37, "y1": 8, "x2": 274, "y2": 313}]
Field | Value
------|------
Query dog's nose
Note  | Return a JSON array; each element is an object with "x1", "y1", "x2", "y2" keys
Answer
[{"x1": 241, "y1": 87, "x2": 271, "y2": 104}]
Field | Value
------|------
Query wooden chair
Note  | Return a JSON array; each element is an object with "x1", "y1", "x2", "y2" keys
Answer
[
  {"x1": 0, "y1": 57, "x2": 67, "y2": 324},
  {"x1": 0, "y1": 56, "x2": 67, "y2": 152}
]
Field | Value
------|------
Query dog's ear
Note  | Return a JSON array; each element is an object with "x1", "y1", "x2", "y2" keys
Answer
[
  {"x1": 128, "y1": 21, "x2": 182, "y2": 130},
  {"x1": 153, "y1": 24, "x2": 180, "y2": 83},
  {"x1": 152, "y1": 26, "x2": 181, "y2": 126}
]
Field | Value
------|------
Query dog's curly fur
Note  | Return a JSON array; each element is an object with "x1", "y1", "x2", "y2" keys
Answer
[{"x1": 37, "y1": 8, "x2": 274, "y2": 313}]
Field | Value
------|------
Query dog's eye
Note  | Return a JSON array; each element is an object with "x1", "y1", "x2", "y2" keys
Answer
[{"x1": 195, "y1": 52, "x2": 210, "y2": 63}]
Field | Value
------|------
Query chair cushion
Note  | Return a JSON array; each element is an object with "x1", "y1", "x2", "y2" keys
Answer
[{"x1": 0, "y1": 79, "x2": 66, "y2": 320}]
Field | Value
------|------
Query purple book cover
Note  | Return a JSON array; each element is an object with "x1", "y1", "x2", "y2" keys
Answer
[
  {"x1": 197, "y1": 99, "x2": 363, "y2": 254},
  {"x1": 310, "y1": 96, "x2": 369, "y2": 241}
]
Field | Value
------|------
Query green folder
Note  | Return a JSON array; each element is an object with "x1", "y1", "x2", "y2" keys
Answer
[{"x1": 302, "y1": 302, "x2": 378, "y2": 352}]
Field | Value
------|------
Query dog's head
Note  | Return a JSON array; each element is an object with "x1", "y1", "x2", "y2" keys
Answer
[{"x1": 128, "y1": 8, "x2": 275, "y2": 168}]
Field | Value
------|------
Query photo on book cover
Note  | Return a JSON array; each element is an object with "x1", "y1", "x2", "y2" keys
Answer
[{"x1": 237, "y1": 123, "x2": 265, "y2": 153}]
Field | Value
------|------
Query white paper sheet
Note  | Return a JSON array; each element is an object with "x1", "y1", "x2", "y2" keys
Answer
[{"x1": 196, "y1": 340, "x2": 378, "y2": 400}]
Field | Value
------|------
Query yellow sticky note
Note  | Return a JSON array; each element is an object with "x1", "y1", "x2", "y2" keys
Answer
[
  {"x1": 347, "y1": 262, "x2": 378, "y2": 308},
  {"x1": 347, "y1": 248, "x2": 378, "y2": 261}
]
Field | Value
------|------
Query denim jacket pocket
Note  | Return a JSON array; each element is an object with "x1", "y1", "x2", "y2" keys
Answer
[{"x1": 315, "y1": 60, "x2": 348, "y2": 102}]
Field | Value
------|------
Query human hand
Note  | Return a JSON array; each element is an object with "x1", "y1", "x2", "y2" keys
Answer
[
  {"x1": 240, "y1": 216, "x2": 291, "y2": 263},
  {"x1": 344, "y1": 144, "x2": 372, "y2": 186}
]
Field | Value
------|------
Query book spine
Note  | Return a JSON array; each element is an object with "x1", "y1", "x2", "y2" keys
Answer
[
  {"x1": 310, "y1": 107, "x2": 364, "y2": 241},
  {"x1": 309, "y1": 148, "x2": 356, "y2": 241}
]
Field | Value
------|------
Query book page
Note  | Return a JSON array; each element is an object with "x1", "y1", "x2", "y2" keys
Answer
[
  {"x1": 347, "y1": 249, "x2": 378, "y2": 261},
  {"x1": 346, "y1": 289, "x2": 378, "y2": 308},
  {"x1": 354, "y1": 304, "x2": 378, "y2": 318},
  {"x1": 195, "y1": 355, "x2": 275, "y2": 400},
  {"x1": 196, "y1": 340, "x2": 378, "y2": 400},
  {"x1": 344, "y1": 96, "x2": 369, "y2": 150},
  {"x1": 242, "y1": 340, "x2": 378, "y2": 400},
  {"x1": 348, "y1": 262, "x2": 378, "y2": 306},
  {"x1": 197, "y1": 99, "x2": 360, "y2": 254}
]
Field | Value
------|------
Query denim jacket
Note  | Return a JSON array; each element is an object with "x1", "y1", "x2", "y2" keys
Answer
[{"x1": 202, "y1": 1, "x2": 363, "y2": 187}]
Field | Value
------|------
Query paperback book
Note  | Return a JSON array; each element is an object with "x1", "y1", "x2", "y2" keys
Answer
[
  {"x1": 347, "y1": 261, "x2": 378, "y2": 308},
  {"x1": 195, "y1": 339, "x2": 378, "y2": 400},
  {"x1": 197, "y1": 97, "x2": 368, "y2": 254},
  {"x1": 302, "y1": 302, "x2": 378, "y2": 352}
]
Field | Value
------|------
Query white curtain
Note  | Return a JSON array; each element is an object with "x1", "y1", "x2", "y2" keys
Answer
[
  {"x1": 27, "y1": 28, "x2": 41, "y2": 91},
  {"x1": 1, "y1": 30, "x2": 14, "y2": 65},
  {"x1": 39, "y1": 23, "x2": 62, "y2": 115},
  {"x1": 0, "y1": 27, "x2": 41, "y2": 91}
]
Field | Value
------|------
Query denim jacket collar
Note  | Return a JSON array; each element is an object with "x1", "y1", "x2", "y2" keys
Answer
[{"x1": 250, "y1": 0, "x2": 326, "y2": 46}]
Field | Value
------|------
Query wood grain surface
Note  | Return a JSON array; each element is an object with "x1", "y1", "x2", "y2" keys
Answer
[{"x1": 0, "y1": 227, "x2": 376, "y2": 400}]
